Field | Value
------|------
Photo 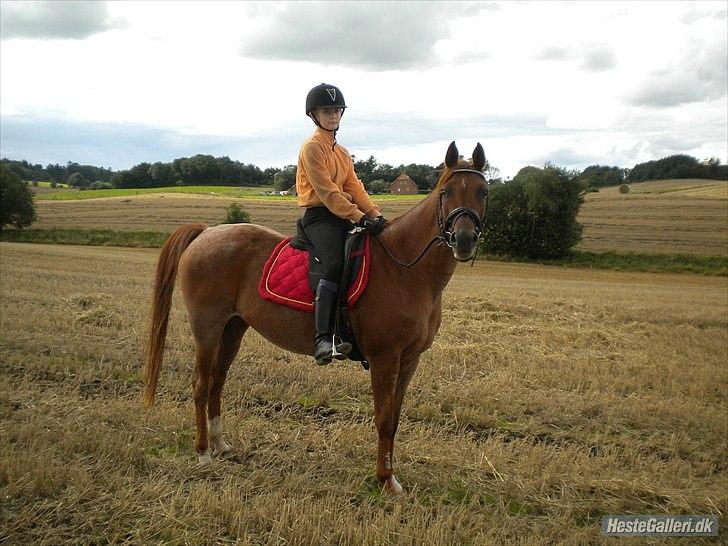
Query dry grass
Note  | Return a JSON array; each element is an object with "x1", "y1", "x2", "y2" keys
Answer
[
  {"x1": 1, "y1": 242, "x2": 726, "y2": 544},
  {"x1": 31, "y1": 179, "x2": 728, "y2": 257},
  {"x1": 578, "y1": 180, "x2": 727, "y2": 256},
  {"x1": 31, "y1": 193, "x2": 416, "y2": 237}
]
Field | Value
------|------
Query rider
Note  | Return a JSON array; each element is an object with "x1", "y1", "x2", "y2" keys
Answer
[{"x1": 296, "y1": 83, "x2": 387, "y2": 365}]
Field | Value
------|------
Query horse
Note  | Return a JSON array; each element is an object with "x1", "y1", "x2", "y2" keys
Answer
[{"x1": 144, "y1": 141, "x2": 489, "y2": 495}]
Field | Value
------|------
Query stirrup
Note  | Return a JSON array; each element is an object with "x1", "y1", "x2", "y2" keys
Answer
[
  {"x1": 332, "y1": 334, "x2": 352, "y2": 361},
  {"x1": 314, "y1": 334, "x2": 334, "y2": 365}
]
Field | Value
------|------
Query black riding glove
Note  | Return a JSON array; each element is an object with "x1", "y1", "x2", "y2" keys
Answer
[
  {"x1": 375, "y1": 215, "x2": 388, "y2": 231},
  {"x1": 356, "y1": 215, "x2": 385, "y2": 235}
]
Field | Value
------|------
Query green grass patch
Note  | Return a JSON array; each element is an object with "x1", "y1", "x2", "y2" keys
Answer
[
  {"x1": 34, "y1": 184, "x2": 428, "y2": 201},
  {"x1": 35, "y1": 185, "x2": 279, "y2": 201},
  {"x1": 0, "y1": 228, "x2": 169, "y2": 247},
  {"x1": 549, "y1": 250, "x2": 728, "y2": 275},
  {"x1": 482, "y1": 250, "x2": 728, "y2": 276}
]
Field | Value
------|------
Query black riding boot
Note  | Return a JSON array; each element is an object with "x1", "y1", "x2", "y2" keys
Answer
[{"x1": 313, "y1": 280, "x2": 351, "y2": 365}]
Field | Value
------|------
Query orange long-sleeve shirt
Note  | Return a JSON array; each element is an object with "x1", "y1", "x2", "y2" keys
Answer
[{"x1": 296, "y1": 128, "x2": 380, "y2": 222}]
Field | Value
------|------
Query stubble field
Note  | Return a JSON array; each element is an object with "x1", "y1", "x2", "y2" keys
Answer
[
  {"x1": 1, "y1": 241, "x2": 726, "y2": 544},
  {"x1": 30, "y1": 179, "x2": 728, "y2": 256}
]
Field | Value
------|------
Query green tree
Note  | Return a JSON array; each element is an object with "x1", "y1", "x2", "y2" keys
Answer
[
  {"x1": 262, "y1": 167, "x2": 279, "y2": 186},
  {"x1": 222, "y1": 203, "x2": 250, "y2": 224},
  {"x1": 578, "y1": 165, "x2": 626, "y2": 188},
  {"x1": 68, "y1": 172, "x2": 90, "y2": 188},
  {"x1": 273, "y1": 165, "x2": 297, "y2": 191},
  {"x1": 627, "y1": 154, "x2": 727, "y2": 182},
  {"x1": 149, "y1": 162, "x2": 175, "y2": 186},
  {"x1": 354, "y1": 155, "x2": 378, "y2": 185},
  {"x1": 368, "y1": 179, "x2": 388, "y2": 194},
  {"x1": 0, "y1": 165, "x2": 37, "y2": 231},
  {"x1": 481, "y1": 164, "x2": 584, "y2": 259}
]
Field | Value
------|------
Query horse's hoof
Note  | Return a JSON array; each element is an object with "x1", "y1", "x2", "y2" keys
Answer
[
  {"x1": 384, "y1": 475, "x2": 404, "y2": 496},
  {"x1": 217, "y1": 445, "x2": 234, "y2": 459},
  {"x1": 213, "y1": 440, "x2": 232, "y2": 455},
  {"x1": 198, "y1": 451, "x2": 212, "y2": 465}
]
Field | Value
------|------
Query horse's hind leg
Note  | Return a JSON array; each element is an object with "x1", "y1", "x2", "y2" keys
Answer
[
  {"x1": 191, "y1": 332, "x2": 220, "y2": 464},
  {"x1": 208, "y1": 316, "x2": 247, "y2": 457}
]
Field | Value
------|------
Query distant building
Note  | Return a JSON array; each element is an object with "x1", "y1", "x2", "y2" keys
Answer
[{"x1": 389, "y1": 173, "x2": 418, "y2": 195}]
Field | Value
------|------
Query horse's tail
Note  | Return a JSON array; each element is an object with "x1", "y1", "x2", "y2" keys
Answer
[{"x1": 144, "y1": 223, "x2": 207, "y2": 407}]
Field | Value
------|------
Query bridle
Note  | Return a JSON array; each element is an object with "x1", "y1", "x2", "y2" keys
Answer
[
  {"x1": 374, "y1": 168, "x2": 489, "y2": 268},
  {"x1": 437, "y1": 169, "x2": 488, "y2": 252}
]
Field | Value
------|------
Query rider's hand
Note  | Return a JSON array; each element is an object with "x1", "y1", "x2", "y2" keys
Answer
[
  {"x1": 356, "y1": 215, "x2": 385, "y2": 235},
  {"x1": 375, "y1": 215, "x2": 388, "y2": 231}
]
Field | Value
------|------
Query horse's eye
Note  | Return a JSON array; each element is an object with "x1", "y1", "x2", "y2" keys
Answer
[
  {"x1": 441, "y1": 188, "x2": 451, "y2": 198},
  {"x1": 477, "y1": 187, "x2": 488, "y2": 199}
]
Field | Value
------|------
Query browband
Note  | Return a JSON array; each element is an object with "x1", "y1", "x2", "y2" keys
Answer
[{"x1": 449, "y1": 168, "x2": 487, "y2": 180}]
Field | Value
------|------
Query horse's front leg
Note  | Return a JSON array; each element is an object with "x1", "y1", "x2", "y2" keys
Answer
[{"x1": 370, "y1": 355, "x2": 405, "y2": 495}]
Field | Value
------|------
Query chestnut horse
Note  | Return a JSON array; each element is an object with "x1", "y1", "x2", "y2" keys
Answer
[{"x1": 144, "y1": 141, "x2": 488, "y2": 494}]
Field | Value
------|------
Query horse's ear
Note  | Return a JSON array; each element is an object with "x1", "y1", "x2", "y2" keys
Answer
[
  {"x1": 472, "y1": 143, "x2": 486, "y2": 172},
  {"x1": 445, "y1": 141, "x2": 459, "y2": 168}
]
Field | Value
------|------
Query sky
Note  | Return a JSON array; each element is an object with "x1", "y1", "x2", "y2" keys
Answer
[{"x1": 0, "y1": 0, "x2": 726, "y2": 179}]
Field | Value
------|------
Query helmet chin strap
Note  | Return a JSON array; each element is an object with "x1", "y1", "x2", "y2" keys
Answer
[{"x1": 310, "y1": 114, "x2": 339, "y2": 150}]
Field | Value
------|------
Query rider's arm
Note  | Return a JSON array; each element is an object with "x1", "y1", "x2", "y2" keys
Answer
[{"x1": 300, "y1": 142, "x2": 365, "y2": 222}]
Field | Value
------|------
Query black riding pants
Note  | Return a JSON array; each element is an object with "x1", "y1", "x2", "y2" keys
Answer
[{"x1": 300, "y1": 206, "x2": 353, "y2": 293}]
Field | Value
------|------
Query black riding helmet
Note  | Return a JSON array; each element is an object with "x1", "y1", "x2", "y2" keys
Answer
[
  {"x1": 306, "y1": 83, "x2": 347, "y2": 134},
  {"x1": 305, "y1": 83, "x2": 346, "y2": 116}
]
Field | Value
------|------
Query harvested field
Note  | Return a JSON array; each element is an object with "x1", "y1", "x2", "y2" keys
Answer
[
  {"x1": 1, "y1": 242, "x2": 726, "y2": 544},
  {"x1": 34, "y1": 194, "x2": 307, "y2": 236},
  {"x1": 578, "y1": 180, "x2": 728, "y2": 256},
  {"x1": 31, "y1": 179, "x2": 728, "y2": 256},
  {"x1": 32, "y1": 194, "x2": 417, "y2": 238}
]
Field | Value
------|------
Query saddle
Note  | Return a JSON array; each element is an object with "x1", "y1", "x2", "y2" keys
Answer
[{"x1": 258, "y1": 220, "x2": 371, "y2": 368}]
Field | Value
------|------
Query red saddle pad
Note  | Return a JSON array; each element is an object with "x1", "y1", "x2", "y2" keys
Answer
[{"x1": 258, "y1": 237, "x2": 371, "y2": 313}]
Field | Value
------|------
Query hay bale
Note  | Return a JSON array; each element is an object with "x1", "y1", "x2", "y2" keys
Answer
[{"x1": 619, "y1": 183, "x2": 631, "y2": 194}]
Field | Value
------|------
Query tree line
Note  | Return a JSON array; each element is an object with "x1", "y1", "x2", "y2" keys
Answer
[
  {"x1": 1, "y1": 159, "x2": 114, "y2": 185},
  {"x1": 627, "y1": 154, "x2": 726, "y2": 183},
  {"x1": 2, "y1": 153, "x2": 725, "y2": 191}
]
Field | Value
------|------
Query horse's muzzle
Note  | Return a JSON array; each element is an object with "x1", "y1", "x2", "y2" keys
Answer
[{"x1": 450, "y1": 229, "x2": 479, "y2": 261}]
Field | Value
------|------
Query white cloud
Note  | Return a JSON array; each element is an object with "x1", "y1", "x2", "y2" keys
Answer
[
  {"x1": 533, "y1": 43, "x2": 617, "y2": 72},
  {"x1": 580, "y1": 43, "x2": 617, "y2": 72},
  {"x1": 628, "y1": 39, "x2": 727, "y2": 107},
  {"x1": 239, "y1": 1, "x2": 490, "y2": 70},
  {"x1": 0, "y1": 1, "x2": 125, "y2": 40}
]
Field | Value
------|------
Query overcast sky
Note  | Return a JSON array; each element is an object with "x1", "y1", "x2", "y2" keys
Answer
[{"x1": 1, "y1": 0, "x2": 726, "y2": 178}]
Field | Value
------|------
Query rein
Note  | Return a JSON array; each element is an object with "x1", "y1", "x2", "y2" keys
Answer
[{"x1": 374, "y1": 168, "x2": 489, "y2": 269}]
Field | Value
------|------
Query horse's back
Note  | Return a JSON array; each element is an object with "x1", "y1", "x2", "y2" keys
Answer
[
  {"x1": 177, "y1": 223, "x2": 286, "y2": 316},
  {"x1": 184, "y1": 223, "x2": 284, "y2": 264}
]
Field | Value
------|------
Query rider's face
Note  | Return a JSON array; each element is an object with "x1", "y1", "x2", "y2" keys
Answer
[{"x1": 313, "y1": 107, "x2": 343, "y2": 131}]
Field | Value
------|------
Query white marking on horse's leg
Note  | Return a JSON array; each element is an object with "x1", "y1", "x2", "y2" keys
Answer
[
  {"x1": 198, "y1": 449, "x2": 212, "y2": 465},
  {"x1": 208, "y1": 416, "x2": 231, "y2": 454},
  {"x1": 387, "y1": 475, "x2": 404, "y2": 495}
]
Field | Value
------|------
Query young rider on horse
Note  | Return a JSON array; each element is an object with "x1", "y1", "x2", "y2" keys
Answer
[{"x1": 296, "y1": 83, "x2": 387, "y2": 365}]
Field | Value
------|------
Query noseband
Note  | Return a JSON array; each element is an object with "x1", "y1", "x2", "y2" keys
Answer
[{"x1": 375, "y1": 168, "x2": 489, "y2": 268}]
